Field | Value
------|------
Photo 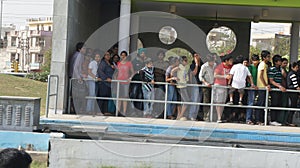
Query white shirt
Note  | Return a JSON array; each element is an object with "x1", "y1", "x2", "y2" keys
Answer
[
  {"x1": 88, "y1": 60, "x2": 98, "y2": 79},
  {"x1": 230, "y1": 63, "x2": 251, "y2": 89}
]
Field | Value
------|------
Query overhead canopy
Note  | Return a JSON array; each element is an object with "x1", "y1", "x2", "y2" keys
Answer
[{"x1": 134, "y1": 0, "x2": 300, "y2": 22}]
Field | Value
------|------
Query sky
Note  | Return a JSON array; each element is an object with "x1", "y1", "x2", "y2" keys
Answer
[{"x1": 1, "y1": 0, "x2": 53, "y2": 28}]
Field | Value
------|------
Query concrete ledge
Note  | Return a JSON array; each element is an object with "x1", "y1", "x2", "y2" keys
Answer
[
  {"x1": 49, "y1": 138, "x2": 300, "y2": 168},
  {"x1": 40, "y1": 118, "x2": 300, "y2": 144}
]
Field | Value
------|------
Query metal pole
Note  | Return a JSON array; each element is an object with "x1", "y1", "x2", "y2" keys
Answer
[
  {"x1": 264, "y1": 89, "x2": 269, "y2": 126},
  {"x1": 0, "y1": 0, "x2": 3, "y2": 40},
  {"x1": 164, "y1": 83, "x2": 168, "y2": 120},
  {"x1": 210, "y1": 86, "x2": 214, "y2": 122},
  {"x1": 45, "y1": 75, "x2": 51, "y2": 118},
  {"x1": 115, "y1": 81, "x2": 120, "y2": 117},
  {"x1": 55, "y1": 76, "x2": 59, "y2": 115}
]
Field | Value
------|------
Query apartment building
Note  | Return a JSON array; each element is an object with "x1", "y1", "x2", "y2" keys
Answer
[{"x1": 5, "y1": 17, "x2": 52, "y2": 72}]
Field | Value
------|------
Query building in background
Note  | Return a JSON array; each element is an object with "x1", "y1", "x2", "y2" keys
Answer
[{"x1": 4, "y1": 17, "x2": 52, "y2": 72}]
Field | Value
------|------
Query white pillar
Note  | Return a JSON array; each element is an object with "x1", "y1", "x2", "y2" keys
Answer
[
  {"x1": 118, "y1": 0, "x2": 131, "y2": 54},
  {"x1": 290, "y1": 22, "x2": 299, "y2": 63}
]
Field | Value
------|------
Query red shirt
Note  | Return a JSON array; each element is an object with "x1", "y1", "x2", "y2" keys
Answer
[
  {"x1": 117, "y1": 61, "x2": 133, "y2": 83},
  {"x1": 214, "y1": 63, "x2": 232, "y2": 86}
]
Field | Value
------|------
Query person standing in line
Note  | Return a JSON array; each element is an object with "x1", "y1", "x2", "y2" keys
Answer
[
  {"x1": 268, "y1": 54, "x2": 286, "y2": 126},
  {"x1": 213, "y1": 54, "x2": 233, "y2": 123},
  {"x1": 278, "y1": 57, "x2": 289, "y2": 123},
  {"x1": 140, "y1": 59, "x2": 155, "y2": 118},
  {"x1": 116, "y1": 51, "x2": 134, "y2": 116},
  {"x1": 256, "y1": 50, "x2": 271, "y2": 125},
  {"x1": 132, "y1": 48, "x2": 151, "y2": 72},
  {"x1": 227, "y1": 56, "x2": 255, "y2": 106},
  {"x1": 86, "y1": 52, "x2": 101, "y2": 113},
  {"x1": 245, "y1": 54, "x2": 259, "y2": 125},
  {"x1": 97, "y1": 51, "x2": 115, "y2": 115},
  {"x1": 68, "y1": 42, "x2": 85, "y2": 114},
  {"x1": 199, "y1": 55, "x2": 216, "y2": 121},
  {"x1": 72, "y1": 42, "x2": 87, "y2": 114},
  {"x1": 153, "y1": 50, "x2": 169, "y2": 117},
  {"x1": 286, "y1": 62, "x2": 300, "y2": 126},
  {"x1": 69, "y1": 42, "x2": 85, "y2": 78},
  {"x1": 165, "y1": 57, "x2": 180, "y2": 119},
  {"x1": 188, "y1": 52, "x2": 202, "y2": 121},
  {"x1": 171, "y1": 56, "x2": 190, "y2": 120}
]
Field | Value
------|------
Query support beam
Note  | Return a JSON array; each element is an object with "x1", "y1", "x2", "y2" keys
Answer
[
  {"x1": 290, "y1": 22, "x2": 299, "y2": 63},
  {"x1": 118, "y1": 0, "x2": 131, "y2": 54}
]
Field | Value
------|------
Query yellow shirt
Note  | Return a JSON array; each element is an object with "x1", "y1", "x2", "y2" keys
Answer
[{"x1": 257, "y1": 61, "x2": 268, "y2": 88}]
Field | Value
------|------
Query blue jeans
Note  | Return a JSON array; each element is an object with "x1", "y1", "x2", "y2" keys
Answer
[
  {"x1": 246, "y1": 90, "x2": 255, "y2": 122},
  {"x1": 166, "y1": 85, "x2": 177, "y2": 116},
  {"x1": 189, "y1": 86, "x2": 202, "y2": 119},
  {"x1": 142, "y1": 88, "x2": 155, "y2": 116},
  {"x1": 86, "y1": 80, "x2": 96, "y2": 112}
]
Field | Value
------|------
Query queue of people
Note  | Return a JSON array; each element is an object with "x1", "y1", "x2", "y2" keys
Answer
[{"x1": 69, "y1": 42, "x2": 299, "y2": 127}]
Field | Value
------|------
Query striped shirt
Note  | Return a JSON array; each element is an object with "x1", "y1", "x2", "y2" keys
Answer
[
  {"x1": 287, "y1": 70, "x2": 299, "y2": 89},
  {"x1": 141, "y1": 66, "x2": 154, "y2": 91},
  {"x1": 268, "y1": 66, "x2": 282, "y2": 88}
]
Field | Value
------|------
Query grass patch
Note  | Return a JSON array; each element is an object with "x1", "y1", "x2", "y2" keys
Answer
[
  {"x1": 0, "y1": 74, "x2": 47, "y2": 116},
  {"x1": 31, "y1": 160, "x2": 47, "y2": 168}
]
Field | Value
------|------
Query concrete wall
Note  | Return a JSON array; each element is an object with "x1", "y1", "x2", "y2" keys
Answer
[
  {"x1": 49, "y1": 138, "x2": 300, "y2": 168},
  {"x1": 50, "y1": 0, "x2": 119, "y2": 113}
]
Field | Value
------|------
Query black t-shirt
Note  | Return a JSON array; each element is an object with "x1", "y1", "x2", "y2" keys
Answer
[{"x1": 190, "y1": 61, "x2": 202, "y2": 84}]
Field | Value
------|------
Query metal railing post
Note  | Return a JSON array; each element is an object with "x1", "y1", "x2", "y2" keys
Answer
[
  {"x1": 210, "y1": 85, "x2": 214, "y2": 122},
  {"x1": 264, "y1": 89, "x2": 269, "y2": 126},
  {"x1": 115, "y1": 80, "x2": 120, "y2": 117},
  {"x1": 164, "y1": 83, "x2": 168, "y2": 120}
]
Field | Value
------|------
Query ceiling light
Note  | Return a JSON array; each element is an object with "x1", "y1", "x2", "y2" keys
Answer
[
  {"x1": 262, "y1": 9, "x2": 269, "y2": 17},
  {"x1": 169, "y1": 4, "x2": 176, "y2": 14}
]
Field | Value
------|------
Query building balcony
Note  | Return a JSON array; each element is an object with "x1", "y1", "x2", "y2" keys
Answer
[
  {"x1": 6, "y1": 46, "x2": 18, "y2": 52},
  {"x1": 29, "y1": 46, "x2": 42, "y2": 53},
  {"x1": 30, "y1": 30, "x2": 41, "y2": 37}
]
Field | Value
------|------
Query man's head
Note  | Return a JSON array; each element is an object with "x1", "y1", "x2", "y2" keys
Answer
[
  {"x1": 251, "y1": 54, "x2": 260, "y2": 66},
  {"x1": 272, "y1": 54, "x2": 282, "y2": 67},
  {"x1": 221, "y1": 54, "x2": 233, "y2": 66},
  {"x1": 76, "y1": 42, "x2": 84, "y2": 52},
  {"x1": 0, "y1": 148, "x2": 32, "y2": 168},
  {"x1": 261, "y1": 50, "x2": 271, "y2": 62}
]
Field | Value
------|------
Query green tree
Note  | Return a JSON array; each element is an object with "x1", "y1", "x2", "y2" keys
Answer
[
  {"x1": 41, "y1": 48, "x2": 52, "y2": 72},
  {"x1": 249, "y1": 45, "x2": 261, "y2": 58}
]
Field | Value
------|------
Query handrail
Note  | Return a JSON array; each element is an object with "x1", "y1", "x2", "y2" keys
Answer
[
  {"x1": 45, "y1": 75, "x2": 59, "y2": 118},
  {"x1": 68, "y1": 78, "x2": 300, "y2": 126}
]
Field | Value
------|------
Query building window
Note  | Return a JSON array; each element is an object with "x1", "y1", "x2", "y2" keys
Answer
[
  {"x1": 11, "y1": 37, "x2": 17, "y2": 47},
  {"x1": 38, "y1": 54, "x2": 44, "y2": 63},
  {"x1": 48, "y1": 26, "x2": 51, "y2": 31},
  {"x1": 10, "y1": 53, "x2": 16, "y2": 62}
]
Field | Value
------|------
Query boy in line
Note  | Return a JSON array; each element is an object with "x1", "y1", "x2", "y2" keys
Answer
[
  {"x1": 256, "y1": 50, "x2": 271, "y2": 125},
  {"x1": 140, "y1": 59, "x2": 155, "y2": 118},
  {"x1": 214, "y1": 55, "x2": 233, "y2": 123},
  {"x1": 227, "y1": 56, "x2": 256, "y2": 106},
  {"x1": 268, "y1": 54, "x2": 286, "y2": 126},
  {"x1": 246, "y1": 54, "x2": 260, "y2": 125}
]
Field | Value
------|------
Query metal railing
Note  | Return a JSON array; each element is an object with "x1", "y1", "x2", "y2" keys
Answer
[
  {"x1": 45, "y1": 75, "x2": 59, "y2": 117},
  {"x1": 68, "y1": 78, "x2": 300, "y2": 126}
]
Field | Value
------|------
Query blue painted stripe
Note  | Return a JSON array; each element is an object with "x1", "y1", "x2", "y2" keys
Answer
[
  {"x1": 40, "y1": 118, "x2": 300, "y2": 144},
  {"x1": 0, "y1": 131, "x2": 50, "y2": 151}
]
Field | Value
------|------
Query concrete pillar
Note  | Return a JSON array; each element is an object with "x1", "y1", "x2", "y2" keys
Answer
[
  {"x1": 290, "y1": 22, "x2": 300, "y2": 63},
  {"x1": 129, "y1": 15, "x2": 139, "y2": 56},
  {"x1": 118, "y1": 0, "x2": 131, "y2": 54}
]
